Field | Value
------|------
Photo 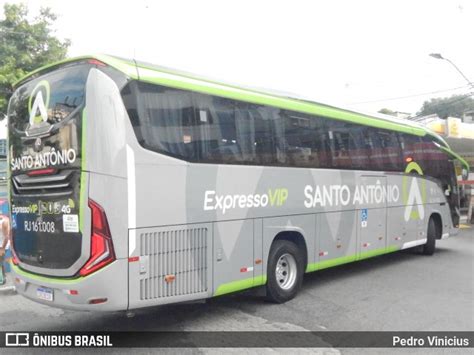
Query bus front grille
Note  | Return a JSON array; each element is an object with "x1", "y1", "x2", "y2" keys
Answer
[{"x1": 139, "y1": 227, "x2": 208, "y2": 300}]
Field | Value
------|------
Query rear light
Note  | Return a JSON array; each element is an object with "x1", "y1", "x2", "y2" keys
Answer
[
  {"x1": 12, "y1": 253, "x2": 19, "y2": 265},
  {"x1": 11, "y1": 248, "x2": 19, "y2": 265},
  {"x1": 27, "y1": 168, "x2": 56, "y2": 176},
  {"x1": 89, "y1": 298, "x2": 108, "y2": 305},
  {"x1": 79, "y1": 199, "x2": 115, "y2": 277},
  {"x1": 88, "y1": 59, "x2": 106, "y2": 66}
]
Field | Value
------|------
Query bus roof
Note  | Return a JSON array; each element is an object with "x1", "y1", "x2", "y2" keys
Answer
[{"x1": 15, "y1": 53, "x2": 467, "y2": 170}]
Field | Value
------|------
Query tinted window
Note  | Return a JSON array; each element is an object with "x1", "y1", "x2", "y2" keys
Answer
[
  {"x1": 282, "y1": 111, "x2": 331, "y2": 168},
  {"x1": 347, "y1": 126, "x2": 370, "y2": 170},
  {"x1": 326, "y1": 120, "x2": 384, "y2": 170},
  {"x1": 372, "y1": 130, "x2": 402, "y2": 171},
  {"x1": 123, "y1": 81, "x2": 424, "y2": 173},
  {"x1": 194, "y1": 95, "x2": 259, "y2": 164},
  {"x1": 421, "y1": 137, "x2": 454, "y2": 186},
  {"x1": 8, "y1": 64, "x2": 89, "y2": 136},
  {"x1": 400, "y1": 134, "x2": 423, "y2": 169},
  {"x1": 123, "y1": 81, "x2": 198, "y2": 160}
]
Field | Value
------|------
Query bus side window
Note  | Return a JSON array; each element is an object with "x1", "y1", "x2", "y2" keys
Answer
[
  {"x1": 421, "y1": 136, "x2": 443, "y2": 183},
  {"x1": 252, "y1": 106, "x2": 275, "y2": 165},
  {"x1": 399, "y1": 134, "x2": 423, "y2": 167},
  {"x1": 193, "y1": 95, "x2": 257, "y2": 164},
  {"x1": 131, "y1": 82, "x2": 198, "y2": 160},
  {"x1": 281, "y1": 111, "x2": 328, "y2": 169},
  {"x1": 377, "y1": 130, "x2": 402, "y2": 171},
  {"x1": 366, "y1": 128, "x2": 385, "y2": 171},
  {"x1": 348, "y1": 127, "x2": 369, "y2": 170},
  {"x1": 327, "y1": 120, "x2": 352, "y2": 169},
  {"x1": 121, "y1": 82, "x2": 145, "y2": 145}
]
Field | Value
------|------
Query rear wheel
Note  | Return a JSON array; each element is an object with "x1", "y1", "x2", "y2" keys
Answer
[
  {"x1": 265, "y1": 240, "x2": 304, "y2": 303},
  {"x1": 421, "y1": 218, "x2": 437, "y2": 255}
]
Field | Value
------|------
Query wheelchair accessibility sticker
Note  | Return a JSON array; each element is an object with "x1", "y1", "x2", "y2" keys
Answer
[{"x1": 361, "y1": 208, "x2": 368, "y2": 228}]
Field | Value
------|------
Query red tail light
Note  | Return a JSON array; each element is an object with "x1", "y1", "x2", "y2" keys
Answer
[
  {"x1": 89, "y1": 298, "x2": 108, "y2": 305},
  {"x1": 27, "y1": 168, "x2": 56, "y2": 176},
  {"x1": 79, "y1": 199, "x2": 115, "y2": 277},
  {"x1": 88, "y1": 59, "x2": 106, "y2": 66},
  {"x1": 12, "y1": 250, "x2": 19, "y2": 265}
]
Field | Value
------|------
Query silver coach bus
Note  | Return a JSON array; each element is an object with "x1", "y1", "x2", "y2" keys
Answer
[{"x1": 7, "y1": 55, "x2": 468, "y2": 311}]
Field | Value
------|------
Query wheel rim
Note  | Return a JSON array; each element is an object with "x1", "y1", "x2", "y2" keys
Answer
[{"x1": 275, "y1": 253, "x2": 297, "y2": 290}]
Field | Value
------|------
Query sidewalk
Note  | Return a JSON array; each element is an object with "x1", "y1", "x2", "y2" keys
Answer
[{"x1": 0, "y1": 274, "x2": 16, "y2": 295}]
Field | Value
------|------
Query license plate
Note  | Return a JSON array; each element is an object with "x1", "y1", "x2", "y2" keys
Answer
[{"x1": 36, "y1": 287, "x2": 54, "y2": 302}]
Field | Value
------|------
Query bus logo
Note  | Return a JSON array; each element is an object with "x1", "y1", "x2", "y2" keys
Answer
[
  {"x1": 28, "y1": 80, "x2": 50, "y2": 126},
  {"x1": 403, "y1": 162, "x2": 426, "y2": 221}
]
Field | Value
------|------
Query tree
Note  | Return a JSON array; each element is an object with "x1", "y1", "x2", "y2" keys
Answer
[
  {"x1": 417, "y1": 94, "x2": 474, "y2": 119},
  {"x1": 378, "y1": 108, "x2": 398, "y2": 116},
  {"x1": 0, "y1": 3, "x2": 70, "y2": 115}
]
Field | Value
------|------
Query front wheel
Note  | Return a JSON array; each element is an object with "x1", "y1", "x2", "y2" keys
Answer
[
  {"x1": 265, "y1": 240, "x2": 304, "y2": 303},
  {"x1": 421, "y1": 218, "x2": 437, "y2": 255}
]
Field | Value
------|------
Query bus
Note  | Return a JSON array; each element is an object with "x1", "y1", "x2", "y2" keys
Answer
[{"x1": 7, "y1": 55, "x2": 469, "y2": 311}]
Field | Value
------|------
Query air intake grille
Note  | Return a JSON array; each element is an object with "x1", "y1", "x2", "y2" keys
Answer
[
  {"x1": 139, "y1": 227, "x2": 208, "y2": 300},
  {"x1": 12, "y1": 170, "x2": 77, "y2": 198}
]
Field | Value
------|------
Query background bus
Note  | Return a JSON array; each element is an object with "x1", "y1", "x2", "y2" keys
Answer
[{"x1": 7, "y1": 55, "x2": 468, "y2": 311}]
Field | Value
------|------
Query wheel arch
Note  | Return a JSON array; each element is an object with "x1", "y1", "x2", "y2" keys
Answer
[
  {"x1": 429, "y1": 212, "x2": 443, "y2": 239},
  {"x1": 271, "y1": 230, "x2": 308, "y2": 269}
]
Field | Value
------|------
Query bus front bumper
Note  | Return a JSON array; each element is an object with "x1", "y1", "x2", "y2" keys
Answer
[{"x1": 11, "y1": 258, "x2": 128, "y2": 312}]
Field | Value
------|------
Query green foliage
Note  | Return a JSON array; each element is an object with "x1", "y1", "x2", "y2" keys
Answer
[
  {"x1": 0, "y1": 3, "x2": 70, "y2": 115},
  {"x1": 417, "y1": 94, "x2": 474, "y2": 119},
  {"x1": 378, "y1": 108, "x2": 397, "y2": 116}
]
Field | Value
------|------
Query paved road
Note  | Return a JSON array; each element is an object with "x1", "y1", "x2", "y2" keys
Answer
[{"x1": 1, "y1": 227, "x2": 473, "y2": 354}]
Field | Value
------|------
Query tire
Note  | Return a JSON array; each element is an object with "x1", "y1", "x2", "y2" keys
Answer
[
  {"x1": 265, "y1": 240, "x2": 304, "y2": 303},
  {"x1": 421, "y1": 218, "x2": 437, "y2": 255}
]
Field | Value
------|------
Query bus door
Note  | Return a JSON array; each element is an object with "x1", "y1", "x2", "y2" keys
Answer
[
  {"x1": 446, "y1": 160, "x2": 461, "y2": 227},
  {"x1": 358, "y1": 176, "x2": 387, "y2": 258}
]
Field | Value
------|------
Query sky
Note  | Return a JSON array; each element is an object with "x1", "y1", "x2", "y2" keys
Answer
[{"x1": 1, "y1": 0, "x2": 473, "y2": 116}]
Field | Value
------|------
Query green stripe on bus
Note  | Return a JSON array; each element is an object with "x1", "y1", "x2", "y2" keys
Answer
[
  {"x1": 137, "y1": 68, "x2": 424, "y2": 137},
  {"x1": 358, "y1": 245, "x2": 400, "y2": 260},
  {"x1": 14, "y1": 54, "x2": 453, "y2": 150},
  {"x1": 438, "y1": 145, "x2": 470, "y2": 171},
  {"x1": 11, "y1": 263, "x2": 83, "y2": 285},
  {"x1": 16, "y1": 54, "x2": 467, "y2": 164},
  {"x1": 13, "y1": 54, "x2": 137, "y2": 88},
  {"x1": 306, "y1": 254, "x2": 358, "y2": 272},
  {"x1": 306, "y1": 245, "x2": 400, "y2": 273},
  {"x1": 214, "y1": 275, "x2": 267, "y2": 296},
  {"x1": 216, "y1": 245, "x2": 402, "y2": 295}
]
